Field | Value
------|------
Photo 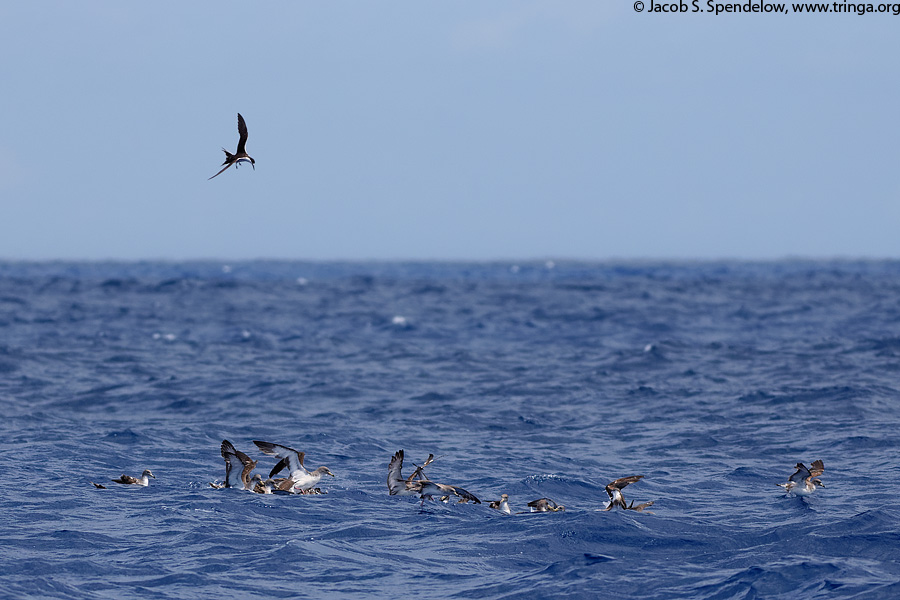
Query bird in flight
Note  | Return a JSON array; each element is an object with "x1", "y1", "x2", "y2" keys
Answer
[{"x1": 209, "y1": 113, "x2": 255, "y2": 180}]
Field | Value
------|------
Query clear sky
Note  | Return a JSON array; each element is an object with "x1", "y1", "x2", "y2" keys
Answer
[{"x1": 2, "y1": 2, "x2": 899, "y2": 261}]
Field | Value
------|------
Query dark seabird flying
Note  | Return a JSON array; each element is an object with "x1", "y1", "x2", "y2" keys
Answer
[
  {"x1": 253, "y1": 440, "x2": 335, "y2": 494},
  {"x1": 208, "y1": 113, "x2": 255, "y2": 180},
  {"x1": 777, "y1": 459, "x2": 825, "y2": 496},
  {"x1": 605, "y1": 475, "x2": 653, "y2": 511}
]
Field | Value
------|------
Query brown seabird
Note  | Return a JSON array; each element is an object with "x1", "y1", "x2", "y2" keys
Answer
[
  {"x1": 489, "y1": 494, "x2": 512, "y2": 515},
  {"x1": 526, "y1": 498, "x2": 565, "y2": 512},
  {"x1": 777, "y1": 459, "x2": 825, "y2": 496},
  {"x1": 387, "y1": 449, "x2": 432, "y2": 496},
  {"x1": 417, "y1": 480, "x2": 481, "y2": 505},
  {"x1": 251, "y1": 473, "x2": 274, "y2": 494},
  {"x1": 253, "y1": 440, "x2": 335, "y2": 494},
  {"x1": 220, "y1": 439, "x2": 258, "y2": 490},
  {"x1": 387, "y1": 449, "x2": 480, "y2": 504},
  {"x1": 108, "y1": 470, "x2": 156, "y2": 486},
  {"x1": 605, "y1": 475, "x2": 653, "y2": 511},
  {"x1": 208, "y1": 113, "x2": 255, "y2": 180}
]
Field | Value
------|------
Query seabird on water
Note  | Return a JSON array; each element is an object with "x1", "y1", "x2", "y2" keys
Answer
[
  {"x1": 489, "y1": 494, "x2": 511, "y2": 515},
  {"x1": 208, "y1": 113, "x2": 255, "y2": 180},
  {"x1": 777, "y1": 460, "x2": 825, "y2": 496},
  {"x1": 604, "y1": 475, "x2": 653, "y2": 511},
  {"x1": 526, "y1": 498, "x2": 565, "y2": 512},
  {"x1": 387, "y1": 449, "x2": 480, "y2": 504},
  {"x1": 108, "y1": 470, "x2": 156, "y2": 486},
  {"x1": 251, "y1": 473, "x2": 274, "y2": 494},
  {"x1": 253, "y1": 440, "x2": 335, "y2": 494},
  {"x1": 220, "y1": 439, "x2": 258, "y2": 490},
  {"x1": 416, "y1": 480, "x2": 481, "y2": 505}
]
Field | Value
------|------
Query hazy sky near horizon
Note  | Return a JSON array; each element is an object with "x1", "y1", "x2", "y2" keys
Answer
[{"x1": 2, "y1": 2, "x2": 899, "y2": 261}]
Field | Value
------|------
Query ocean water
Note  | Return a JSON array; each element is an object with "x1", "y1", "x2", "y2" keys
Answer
[{"x1": 1, "y1": 260, "x2": 899, "y2": 599}]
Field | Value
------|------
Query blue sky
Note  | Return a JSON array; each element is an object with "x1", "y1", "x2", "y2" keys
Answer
[{"x1": 2, "y1": 2, "x2": 899, "y2": 260}]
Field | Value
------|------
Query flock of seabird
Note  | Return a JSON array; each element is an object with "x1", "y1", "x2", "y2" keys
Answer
[
  {"x1": 91, "y1": 440, "x2": 826, "y2": 512},
  {"x1": 141, "y1": 115, "x2": 832, "y2": 508},
  {"x1": 91, "y1": 114, "x2": 833, "y2": 508}
]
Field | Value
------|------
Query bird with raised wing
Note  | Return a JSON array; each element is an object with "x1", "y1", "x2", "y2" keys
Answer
[
  {"x1": 219, "y1": 439, "x2": 258, "y2": 490},
  {"x1": 777, "y1": 460, "x2": 825, "y2": 496},
  {"x1": 605, "y1": 475, "x2": 647, "y2": 511},
  {"x1": 209, "y1": 113, "x2": 255, "y2": 179},
  {"x1": 253, "y1": 440, "x2": 334, "y2": 494}
]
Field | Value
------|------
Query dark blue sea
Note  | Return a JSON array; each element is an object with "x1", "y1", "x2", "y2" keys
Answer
[{"x1": 2, "y1": 260, "x2": 899, "y2": 599}]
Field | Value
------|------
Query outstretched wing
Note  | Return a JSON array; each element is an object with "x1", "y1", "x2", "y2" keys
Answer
[
  {"x1": 807, "y1": 459, "x2": 824, "y2": 479},
  {"x1": 221, "y1": 440, "x2": 249, "y2": 488},
  {"x1": 447, "y1": 484, "x2": 480, "y2": 504},
  {"x1": 236, "y1": 113, "x2": 249, "y2": 154},
  {"x1": 254, "y1": 440, "x2": 307, "y2": 477},
  {"x1": 788, "y1": 463, "x2": 810, "y2": 483},
  {"x1": 387, "y1": 450, "x2": 406, "y2": 495},
  {"x1": 528, "y1": 498, "x2": 548, "y2": 511},
  {"x1": 606, "y1": 475, "x2": 644, "y2": 492}
]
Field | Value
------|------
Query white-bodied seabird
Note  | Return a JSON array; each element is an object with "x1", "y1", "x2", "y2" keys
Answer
[
  {"x1": 109, "y1": 470, "x2": 156, "y2": 486},
  {"x1": 253, "y1": 440, "x2": 334, "y2": 494},
  {"x1": 777, "y1": 459, "x2": 825, "y2": 496},
  {"x1": 605, "y1": 475, "x2": 653, "y2": 511},
  {"x1": 489, "y1": 494, "x2": 512, "y2": 515}
]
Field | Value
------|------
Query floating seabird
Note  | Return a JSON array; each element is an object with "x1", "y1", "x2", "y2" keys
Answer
[
  {"x1": 90, "y1": 481, "x2": 107, "y2": 489},
  {"x1": 387, "y1": 449, "x2": 480, "y2": 504},
  {"x1": 253, "y1": 440, "x2": 335, "y2": 494},
  {"x1": 220, "y1": 439, "x2": 258, "y2": 490},
  {"x1": 777, "y1": 459, "x2": 825, "y2": 496},
  {"x1": 110, "y1": 470, "x2": 156, "y2": 486},
  {"x1": 489, "y1": 494, "x2": 511, "y2": 515},
  {"x1": 604, "y1": 475, "x2": 648, "y2": 511},
  {"x1": 417, "y1": 480, "x2": 481, "y2": 505},
  {"x1": 208, "y1": 113, "x2": 255, "y2": 180},
  {"x1": 527, "y1": 498, "x2": 565, "y2": 512},
  {"x1": 625, "y1": 499, "x2": 655, "y2": 512},
  {"x1": 251, "y1": 473, "x2": 273, "y2": 494}
]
